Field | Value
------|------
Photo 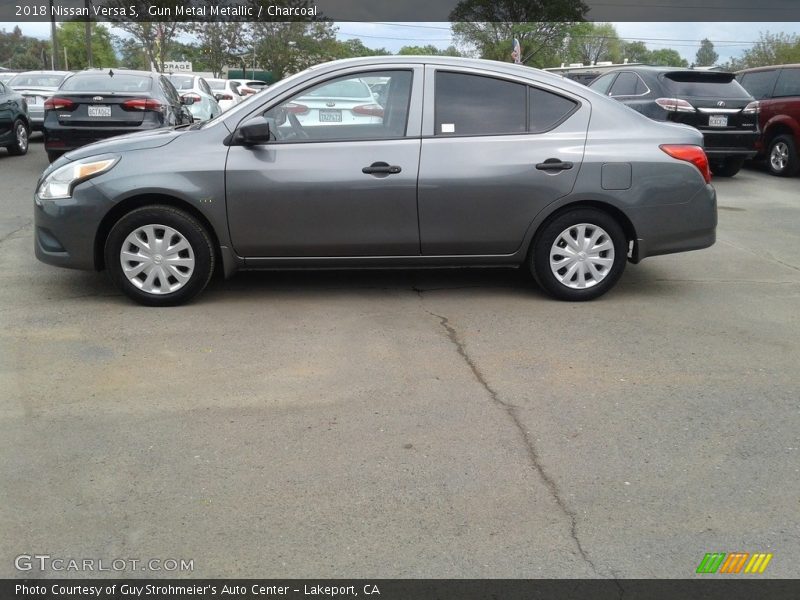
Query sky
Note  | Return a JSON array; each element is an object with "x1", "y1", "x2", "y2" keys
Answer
[{"x1": 5, "y1": 21, "x2": 800, "y2": 66}]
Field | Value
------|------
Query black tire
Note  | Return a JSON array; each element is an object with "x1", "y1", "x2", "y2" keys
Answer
[
  {"x1": 104, "y1": 205, "x2": 215, "y2": 306},
  {"x1": 711, "y1": 157, "x2": 744, "y2": 178},
  {"x1": 6, "y1": 119, "x2": 29, "y2": 156},
  {"x1": 47, "y1": 150, "x2": 63, "y2": 163},
  {"x1": 530, "y1": 208, "x2": 627, "y2": 301},
  {"x1": 767, "y1": 134, "x2": 799, "y2": 177}
]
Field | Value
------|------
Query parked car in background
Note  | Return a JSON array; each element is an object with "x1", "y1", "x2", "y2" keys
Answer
[
  {"x1": 8, "y1": 70, "x2": 71, "y2": 131},
  {"x1": 589, "y1": 67, "x2": 759, "y2": 177},
  {"x1": 34, "y1": 57, "x2": 717, "y2": 306},
  {"x1": 206, "y1": 78, "x2": 244, "y2": 111},
  {"x1": 0, "y1": 79, "x2": 30, "y2": 156},
  {"x1": 737, "y1": 64, "x2": 800, "y2": 176},
  {"x1": 230, "y1": 79, "x2": 268, "y2": 96},
  {"x1": 290, "y1": 76, "x2": 384, "y2": 127},
  {"x1": 166, "y1": 73, "x2": 221, "y2": 121},
  {"x1": 0, "y1": 70, "x2": 22, "y2": 84},
  {"x1": 43, "y1": 69, "x2": 193, "y2": 162}
]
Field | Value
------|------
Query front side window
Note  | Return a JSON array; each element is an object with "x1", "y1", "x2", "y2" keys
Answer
[
  {"x1": 264, "y1": 70, "x2": 413, "y2": 142},
  {"x1": 435, "y1": 72, "x2": 526, "y2": 136},
  {"x1": 773, "y1": 68, "x2": 800, "y2": 98},
  {"x1": 589, "y1": 73, "x2": 616, "y2": 95}
]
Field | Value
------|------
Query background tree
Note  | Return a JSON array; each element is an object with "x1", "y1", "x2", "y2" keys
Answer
[
  {"x1": 248, "y1": 22, "x2": 340, "y2": 80},
  {"x1": 450, "y1": 0, "x2": 587, "y2": 67},
  {"x1": 398, "y1": 44, "x2": 462, "y2": 56},
  {"x1": 57, "y1": 22, "x2": 117, "y2": 70},
  {"x1": 648, "y1": 48, "x2": 688, "y2": 67},
  {"x1": 621, "y1": 40, "x2": 651, "y2": 64},
  {"x1": 725, "y1": 32, "x2": 800, "y2": 69},
  {"x1": 0, "y1": 26, "x2": 51, "y2": 69},
  {"x1": 564, "y1": 22, "x2": 621, "y2": 65},
  {"x1": 330, "y1": 39, "x2": 391, "y2": 59},
  {"x1": 695, "y1": 38, "x2": 718, "y2": 67},
  {"x1": 185, "y1": 8, "x2": 245, "y2": 78},
  {"x1": 114, "y1": 36, "x2": 148, "y2": 70}
]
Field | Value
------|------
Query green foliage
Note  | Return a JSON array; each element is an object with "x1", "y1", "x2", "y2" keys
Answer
[
  {"x1": 725, "y1": 32, "x2": 800, "y2": 70},
  {"x1": 695, "y1": 39, "x2": 718, "y2": 67},
  {"x1": 564, "y1": 22, "x2": 621, "y2": 65},
  {"x1": 398, "y1": 45, "x2": 462, "y2": 57},
  {"x1": 621, "y1": 41, "x2": 651, "y2": 64},
  {"x1": 57, "y1": 22, "x2": 117, "y2": 70},
  {"x1": 185, "y1": 21, "x2": 245, "y2": 78},
  {"x1": 0, "y1": 26, "x2": 51, "y2": 70},
  {"x1": 248, "y1": 22, "x2": 340, "y2": 81},
  {"x1": 648, "y1": 48, "x2": 688, "y2": 68}
]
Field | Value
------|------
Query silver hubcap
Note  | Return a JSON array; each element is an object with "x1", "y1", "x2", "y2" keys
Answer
[
  {"x1": 770, "y1": 142, "x2": 789, "y2": 172},
  {"x1": 16, "y1": 123, "x2": 27, "y2": 151},
  {"x1": 549, "y1": 223, "x2": 615, "y2": 290},
  {"x1": 120, "y1": 224, "x2": 195, "y2": 295}
]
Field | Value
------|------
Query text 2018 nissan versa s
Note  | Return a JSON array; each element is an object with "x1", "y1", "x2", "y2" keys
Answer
[{"x1": 34, "y1": 57, "x2": 717, "y2": 306}]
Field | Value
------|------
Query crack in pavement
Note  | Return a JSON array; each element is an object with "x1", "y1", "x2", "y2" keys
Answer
[
  {"x1": 412, "y1": 286, "x2": 605, "y2": 578},
  {"x1": 0, "y1": 221, "x2": 32, "y2": 247}
]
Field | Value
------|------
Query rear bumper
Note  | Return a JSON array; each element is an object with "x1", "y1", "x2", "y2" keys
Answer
[
  {"x1": 701, "y1": 129, "x2": 759, "y2": 158},
  {"x1": 44, "y1": 123, "x2": 162, "y2": 152},
  {"x1": 629, "y1": 184, "x2": 717, "y2": 262}
]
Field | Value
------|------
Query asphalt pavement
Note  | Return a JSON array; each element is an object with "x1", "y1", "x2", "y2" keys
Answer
[{"x1": 1, "y1": 138, "x2": 798, "y2": 578}]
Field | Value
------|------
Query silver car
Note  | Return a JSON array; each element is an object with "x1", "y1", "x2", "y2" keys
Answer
[
  {"x1": 34, "y1": 57, "x2": 717, "y2": 306},
  {"x1": 166, "y1": 74, "x2": 221, "y2": 122},
  {"x1": 8, "y1": 70, "x2": 71, "y2": 131}
]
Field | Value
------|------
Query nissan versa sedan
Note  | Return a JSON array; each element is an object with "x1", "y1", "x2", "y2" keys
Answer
[{"x1": 34, "y1": 57, "x2": 717, "y2": 306}]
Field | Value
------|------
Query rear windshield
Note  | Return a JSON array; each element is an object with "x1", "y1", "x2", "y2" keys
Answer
[
  {"x1": 9, "y1": 73, "x2": 67, "y2": 88},
  {"x1": 168, "y1": 75, "x2": 194, "y2": 91},
  {"x1": 664, "y1": 72, "x2": 751, "y2": 98},
  {"x1": 61, "y1": 74, "x2": 153, "y2": 93}
]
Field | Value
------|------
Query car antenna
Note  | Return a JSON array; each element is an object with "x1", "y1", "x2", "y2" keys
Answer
[{"x1": 108, "y1": 69, "x2": 114, "y2": 78}]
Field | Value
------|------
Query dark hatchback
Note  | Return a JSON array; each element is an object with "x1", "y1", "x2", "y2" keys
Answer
[
  {"x1": 589, "y1": 67, "x2": 759, "y2": 177},
  {"x1": 43, "y1": 69, "x2": 193, "y2": 162},
  {"x1": 0, "y1": 79, "x2": 30, "y2": 156}
]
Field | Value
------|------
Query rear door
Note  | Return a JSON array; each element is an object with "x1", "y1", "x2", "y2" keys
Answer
[{"x1": 417, "y1": 66, "x2": 589, "y2": 255}]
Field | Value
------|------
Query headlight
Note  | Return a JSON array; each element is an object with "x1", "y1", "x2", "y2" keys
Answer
[{"x1": 37, "y1": 155, "x2": 119, "y2": 200}]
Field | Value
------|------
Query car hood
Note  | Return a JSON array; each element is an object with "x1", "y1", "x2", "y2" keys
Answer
[{"x1": 63, "y1": 126, "x2": 187, "y2": 161}]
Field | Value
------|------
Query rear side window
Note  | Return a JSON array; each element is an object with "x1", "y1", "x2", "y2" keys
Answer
[
  {"x1": 609, "y1": 72, "x2": 640, "y2": 96},
  {"x1": 773, "y1": 68, "x2": 800, "y2": 98},
  {"x1": 738, "y1": 70, "x2": 779, "y2": 99},
  {"x1": 589, "y1": 73, "x2": 616, "y2": 95},
  {"x1": 435, "y1": 72, "x2": 526, "y2": 136},
  {"x1": 529, "y1": 87, "x2": 577, "y2": 132}
]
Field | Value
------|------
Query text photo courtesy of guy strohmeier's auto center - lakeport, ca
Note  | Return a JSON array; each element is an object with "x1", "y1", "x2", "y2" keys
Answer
[{"x1": 1, "y1": 0, "x2": 799, "y2": 598}]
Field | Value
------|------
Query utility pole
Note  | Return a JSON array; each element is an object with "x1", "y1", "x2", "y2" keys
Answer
[
  {"x1": 85, "y1": 0, "x2": 93, "y2": 68},
  {"x1": 48, "y1": 0, "x2": 58, "y2": 69}
]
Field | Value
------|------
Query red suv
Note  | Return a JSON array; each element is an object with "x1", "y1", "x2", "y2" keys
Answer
[{"x1": 737, "y1": 64, "x2": 800, "y2": 176}]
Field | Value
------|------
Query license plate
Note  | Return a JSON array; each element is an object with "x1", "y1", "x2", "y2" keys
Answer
[
  {"x1": 88, "y1": 105, "x2": 112, "y2": 118},
  {"x1": 25, "y1": 96, "x2": 41, "y2": 105},
  {"x1": 709, "y1": 115, "x2": 728, "y2": 127},
  {"x1": 318, "y1": 109, "x2": 342, "y2": 123}
]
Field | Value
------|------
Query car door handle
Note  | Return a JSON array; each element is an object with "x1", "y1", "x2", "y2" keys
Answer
[
  {"x1": 362, "y1": 162, "x2": 402, "y2": 175},
  {"x1": 536, "y1": 159, "x2": 573, "y2": 171}
]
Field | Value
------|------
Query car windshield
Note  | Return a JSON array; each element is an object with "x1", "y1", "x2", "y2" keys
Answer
[
  {"x1": 664, "y1": 73, "x2": 751, "y2": 98},
  {"x1": 9, "y1": 73, "x2": 67, "y2": 88},
  {"x1": 168, "y1": 75, "x2": 195, "y2": 91},
  {"x1": 61, "y1": 73, "x2": 153, "y2": 92}
]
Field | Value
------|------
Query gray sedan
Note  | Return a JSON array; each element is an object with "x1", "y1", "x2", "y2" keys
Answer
[
  {"x1": 8, "y1": 70, "x2": 71, "y2": 131},
  {"x1": 34, "y1": 57, "x2": 717, "y2": 306}
]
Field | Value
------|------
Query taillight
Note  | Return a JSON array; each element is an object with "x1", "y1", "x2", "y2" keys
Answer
[
  {"x1": 742, "y1": 100, "x2": 760, "y2": 114},
  {"x1": 240, "y1": 88, "x2": 256, "y2": 95},
  {"x1": 183, "y1": 93, "x2": 201, "y2": 103},
  {"x1": 660, "y1": 144, "x2": 712, "y2": 184},
  {"x1": 655, "y1": 98, "x2": 696, "y2": 113},
  {"x1": 352, "y1": 103, "x2": 384, "y2": 118},
  {"x1": 44, "y1": 97, "x2": 76, "y2": 111},
  {"x1": 218, "y1": 94, "x2": 234, "y2": 101},
  {"x1": 121, "y1": 98, "x2": 165, "y2": 113},
  {"x1": 283, "y1": 102, "x2": 308, "y2": 114}
]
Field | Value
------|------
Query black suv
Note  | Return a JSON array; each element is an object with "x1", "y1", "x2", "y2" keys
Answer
[{"x1": 589, "y1": 67, "x2": 759, "y2": 177}]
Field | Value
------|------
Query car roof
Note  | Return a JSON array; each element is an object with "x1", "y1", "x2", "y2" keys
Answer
[
  {"x1": 736, "y1": 63, "x2": 800, "y2": 74},
  {"x1": 10, "y1": 70, "x2": 71, "y2": 76}
]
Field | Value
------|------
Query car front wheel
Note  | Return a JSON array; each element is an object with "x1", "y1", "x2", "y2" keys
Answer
[
  {"x1": 6, "y1": 119, "x2": 29, "y2": 156},
  {"x1": 531, "y1": 208, "x2": 627, "y2": 301},
  {"x1": 104, "y1": 206, "x2": 215, "y2": 306},
  {"x1": 767, "y1": 134, "x2": 799, "y2": 177}
]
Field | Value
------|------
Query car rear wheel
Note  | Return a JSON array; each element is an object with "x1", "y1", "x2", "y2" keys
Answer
[
  {"x1": 711, "y1": 157, "x2": 744, "y2": 178},
  {"x1": 6, "y1": 119, "x2": 29, "y2": 156},
  {"x1": 531, "y1": 208, "x2": 627, "y2": 301},
  {"x1": 104, "y1": 206, "x2": 215, "y2": 306},
  {"x1": 767, "y1": 135, "x2": 799, "y2": 177},
  {"x1": 47, "y1": 151, "x2": 63, "y2": 163}
]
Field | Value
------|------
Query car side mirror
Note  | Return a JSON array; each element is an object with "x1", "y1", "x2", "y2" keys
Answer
[
  {"x1": 214, "y1": 93, "x2": 224, "y2": 101},
  {"x1": 237, "y1": 117, "x2": 271, "y2": 145},
  {"x1": 181, "y1": 95, "x2": 194, "y2": 105}
]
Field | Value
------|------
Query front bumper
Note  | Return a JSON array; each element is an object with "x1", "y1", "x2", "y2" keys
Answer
[
  {"x1": 629, "y1": 183, "x2": 717, "y2": 263},
  {"x1": 34, "y1": 180, "x2": 111, "y2": 271}
]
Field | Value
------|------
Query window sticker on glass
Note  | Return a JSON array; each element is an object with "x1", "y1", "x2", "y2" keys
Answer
[{"x1": 441, "y1": 123, "x2": 455, "y2": 133}]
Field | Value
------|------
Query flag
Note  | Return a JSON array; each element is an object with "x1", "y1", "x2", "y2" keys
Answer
[{"x1": 512, "y1": 38, "x2": 521, "y2": 64}]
